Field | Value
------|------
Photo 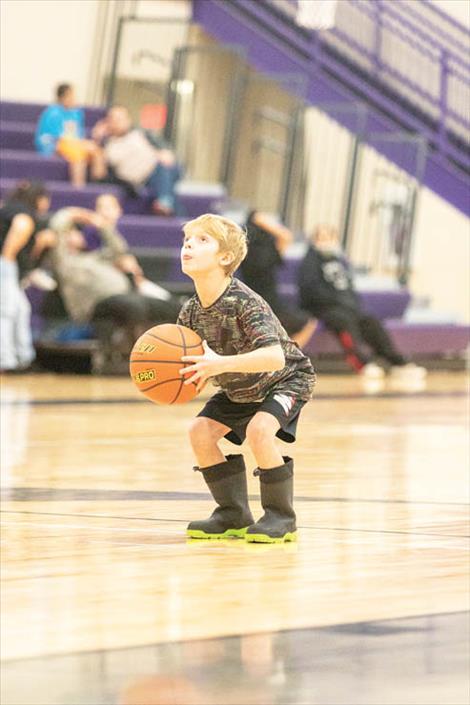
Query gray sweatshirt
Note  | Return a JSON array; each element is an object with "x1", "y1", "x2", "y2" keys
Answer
[{"x1": 49, "y1": 209, "x2": 131, "y2": 323}]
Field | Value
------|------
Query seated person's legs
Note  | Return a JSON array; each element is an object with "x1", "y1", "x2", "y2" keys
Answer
[
  {"x1": 56, "y1": 138, "x2": 106, "y2": 187},
  {"x1": 321, "y1": 306, "x2": 371, "y2": 372},
  {"x1": 91, "y1": 293, "x2": 148, "y2": 373},
  {"x1": 358, "y1": 314, "x2": 406, "y2": 367},
  {"x1": 142, "y1": 295, "x2": 181, "y2": 325},
  {"x1": 145, "y1": 162, "x2": 181, "y2": 215},
  {"x1": 359, "y1": 314, "x2": 427, "y2": 379}
]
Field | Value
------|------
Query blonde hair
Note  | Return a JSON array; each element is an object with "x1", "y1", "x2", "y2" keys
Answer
[
  {"x1": 312, "y1": 223, "x2": 339, "y2": 243},
  {"x1": 183, "y1": 213, "x2": 247, "y2": 275}
]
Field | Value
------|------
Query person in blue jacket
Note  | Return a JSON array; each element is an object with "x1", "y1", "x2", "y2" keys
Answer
[{"x1": 35, "y1": 84, "x2": 106, "y2": 187}]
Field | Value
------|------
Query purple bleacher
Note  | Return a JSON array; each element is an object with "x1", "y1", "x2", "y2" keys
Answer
[
  {"x1": 0, "y1": 177, "x2": 125, "y2": 211},
  {"x1": 282, "y1": 257, "x2": 411, "y2": 318},
  {"x1": 0, "y1": 101, "x2": 105, "y2": 127},
  {"x1": 119, "y1": 216, "x2": 185, "y2": 247},
  {"x1": 384, "y1": 320, "x2": 470, "y2": 356},
  {"x1": 0, "y1": 121, "x2": 35, "y2": 150},
  {"x1": 0, "y1": 177, "x2": 220, "y2": 218},
  {"x1": 304, "y1": 320, "x2": 470, "y2": 357},
  {"x1": 193, "y1": 0, "x2": 470, "y2": 216},
  {"x1": 359, "y1": 291, "x2": 411, "y2": 319},
  {"x1": 176, "y1": 192, "x2": 224, "y2": 218},
  {"x1": 0, "y1": 150, "x2": 68, "y2": 181},
  {"x1": 124, "y1": 244, "x2": 412, "y2": 321},
  {"x1": 0, "y1": 98, "x2": 224, "y2": 219}
]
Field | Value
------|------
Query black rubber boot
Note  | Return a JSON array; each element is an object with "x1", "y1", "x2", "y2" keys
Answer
[
  {"x1": 187, "y1": 454, "x2": 254, "y2": 539},
  {"x1": 245, "y1": 457, "x2": 297, "y2": 543}
]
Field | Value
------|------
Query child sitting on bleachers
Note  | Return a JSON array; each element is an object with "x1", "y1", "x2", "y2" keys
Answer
[
  {"x1": 298, "y1": 224, "x2": 426, "y2": 380},
  {"x1": 35, "y1": 83, "x2": 106, "y2": 187}
]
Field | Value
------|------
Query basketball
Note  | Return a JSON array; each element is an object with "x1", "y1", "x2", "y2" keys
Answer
[{"x1": 129, "y1": 324, "x2": 204, "y2": 404}]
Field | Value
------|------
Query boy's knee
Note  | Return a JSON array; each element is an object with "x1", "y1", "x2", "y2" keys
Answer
[
  {"x1": 246, "y1": 416, "x2": 277, "y2": 449},
  {"x1": 189, "y1": 417, "x2": 225, "y2": 446}
]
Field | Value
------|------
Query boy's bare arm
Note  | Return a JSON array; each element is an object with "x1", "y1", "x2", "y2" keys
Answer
[{"x1": 180, "y1": 341, "x2": 285, "y2": 392}]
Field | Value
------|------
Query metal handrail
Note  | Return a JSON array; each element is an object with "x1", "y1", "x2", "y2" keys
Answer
[{"x1": 371, "y1": 0, "x2": 470, "y2": 67}]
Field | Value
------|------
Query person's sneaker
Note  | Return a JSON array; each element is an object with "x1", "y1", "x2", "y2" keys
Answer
[
  {"x1": 151, "y1": 200, "x2": 174, "y2": 217},
  {"x1": 359, "y1": 362, "x2": 385, "y2": 379},
  {"x1": 390, "y1": 363, "x2": 427, "y2": 380}
]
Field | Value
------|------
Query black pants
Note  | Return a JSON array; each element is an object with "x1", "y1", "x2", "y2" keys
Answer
[
  {"x1": 319, "y1": 306, "x2": 407, "y2": 371},
  {"x1": 92, "y1": 292, "x2": 180, "y2": 351}
]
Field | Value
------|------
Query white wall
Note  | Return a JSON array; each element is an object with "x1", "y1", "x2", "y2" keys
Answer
[
  {"x1": 0, "y1": 0, "x2": 190, "y2": 105},
  {"x1": 411, "y1": 189, "x2": 470, "y2": 322},
  {"x1": 0, "y1": 0, "x2": 100, "y2": 104},
  {"x1": 135, "y1": 0, "x2": 190, "y2": 19},
  {"x1": 430, "y1": 0, "x2": 470, "y2": 27}
]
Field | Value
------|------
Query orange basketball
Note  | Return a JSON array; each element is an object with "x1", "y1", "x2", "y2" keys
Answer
[{"x1": 129, "y1": 324, "x2": 203, "y2": 404}]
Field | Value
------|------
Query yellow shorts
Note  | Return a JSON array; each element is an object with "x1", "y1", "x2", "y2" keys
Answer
[{"x1": 56, "y1": 137, "x2": 90, "y2": 163}]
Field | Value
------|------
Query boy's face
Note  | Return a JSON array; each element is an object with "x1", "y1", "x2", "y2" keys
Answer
[
  {"x1": 60, "y1": 89, "x2": 75, "y2": 109},
  {"x1": 181, "y1": 229, "x2": 232, "y2": 279},
  {"x1": 314, "y1": 227, "x2": 339, "y2": 251}
]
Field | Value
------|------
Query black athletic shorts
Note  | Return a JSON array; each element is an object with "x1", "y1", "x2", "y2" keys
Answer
[{"x1": 197, "y1": 389, "x2": 307, "y2": 445}]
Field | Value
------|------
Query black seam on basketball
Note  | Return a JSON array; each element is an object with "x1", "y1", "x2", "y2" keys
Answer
[
  {"x1": 139, "y1": 377, "x2": 187, "y2": 393},
  {"x1": 129, "y1": 359, "x2": 182, "y2": 365},
  {"x1": 145, "y1": 330, "x2": 201, "y2": 349},
  {"x1": 170, "y1": 326, "x2": 188, "y2": 404}
]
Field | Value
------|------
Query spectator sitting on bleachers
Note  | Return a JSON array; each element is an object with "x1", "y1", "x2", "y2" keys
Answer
[
  {"x1": 35, "y1": 83, "x2": 106, "y2": 187},
  {"x1": 298, "y1": 224, "x2": 426, "y2": 380},
  {"x1": 91, "y1": 106, "x2": 181, "y2": 216},
  {"x1": 240, "y1": 210, "x2": 317, "y2": 349},
  {"x1": 0, "y1": 181, "x2": 52, "y2": 372},
  {"x1": 46, "y1": 194, "x2": 181, "y2": 373}
]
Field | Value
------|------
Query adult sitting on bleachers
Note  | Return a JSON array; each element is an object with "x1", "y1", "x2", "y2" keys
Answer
[
  {"x1": 0, "y1": 181, "x2": 51, "y2": 373},
  {"x1": 298, "y1": 224, "x2": 426, "y2": 380},
  {"x1": 35, "y1": 83, "x2": 106, "y2": 187},
  {"x1": 91, "y1": 106, "x2": 181, "y2": 216},
  {"x1": 47, "y1": 194, "x2": 181, "y2": 374}
]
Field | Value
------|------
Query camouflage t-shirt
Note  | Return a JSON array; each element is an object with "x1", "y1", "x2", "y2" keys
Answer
[{"x1": 177, "y1": 278, "x2": 316, "y2": 403}]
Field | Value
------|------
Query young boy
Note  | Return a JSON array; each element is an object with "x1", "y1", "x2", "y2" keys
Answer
[
  {"x1": 298, "y1": 224, "x2": 426, "y2": 380},
  {"x1": 177, "y1": 214, "x2": 316, "y2": 543}
]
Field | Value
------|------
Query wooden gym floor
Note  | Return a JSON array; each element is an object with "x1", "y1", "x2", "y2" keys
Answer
[{"x1": 1, "y1": 371, "x2": 469, "y2": 705}]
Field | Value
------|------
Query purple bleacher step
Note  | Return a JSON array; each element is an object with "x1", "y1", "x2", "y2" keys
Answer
[
  {"x1": 282, "y1": 259, "x2": 411, "y2": 317},
  {"x1": 0, "y1": 150, "x2": 68, "y2": 181},
  {"x1": 0, "y1": 177, "x2": 125, "y2": 211},
  {"x1": 0, "y1": 176, "x2": 225, "y2": 218},
  {"x1": 385, "y1": 320, "x2": 470, "y2": 356},
  {"x1": 0, "y1": 101, "x2": 105, "y2": 126},
  {"x1": 175, "y1": 181, "x2": 226, "y2": 217},
  {"x1": 119, "y1": 216, "x2": 186, "y2": 247},
  {"x1": 0, "y1": 121, "x2": 35, "y2": 150},
  {"x1": 304, "y1": 321, "x2": 470, "y2": 357},
  {"x1": 126, "y1": 245, "x2": 412, "y2": 321}
]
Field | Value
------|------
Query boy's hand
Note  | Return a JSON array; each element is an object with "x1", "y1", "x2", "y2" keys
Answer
[{"x1": 180, "y1": 341, "x2": 225, "y2": 392}]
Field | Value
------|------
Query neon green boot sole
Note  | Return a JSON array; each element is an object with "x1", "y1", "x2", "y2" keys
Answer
[
  {"x1": 245, "y1": 531, "x2": 298, "y2": 544},
  {"x1": 186, "y1": 527, "x2": 249, "y2": 540}
]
